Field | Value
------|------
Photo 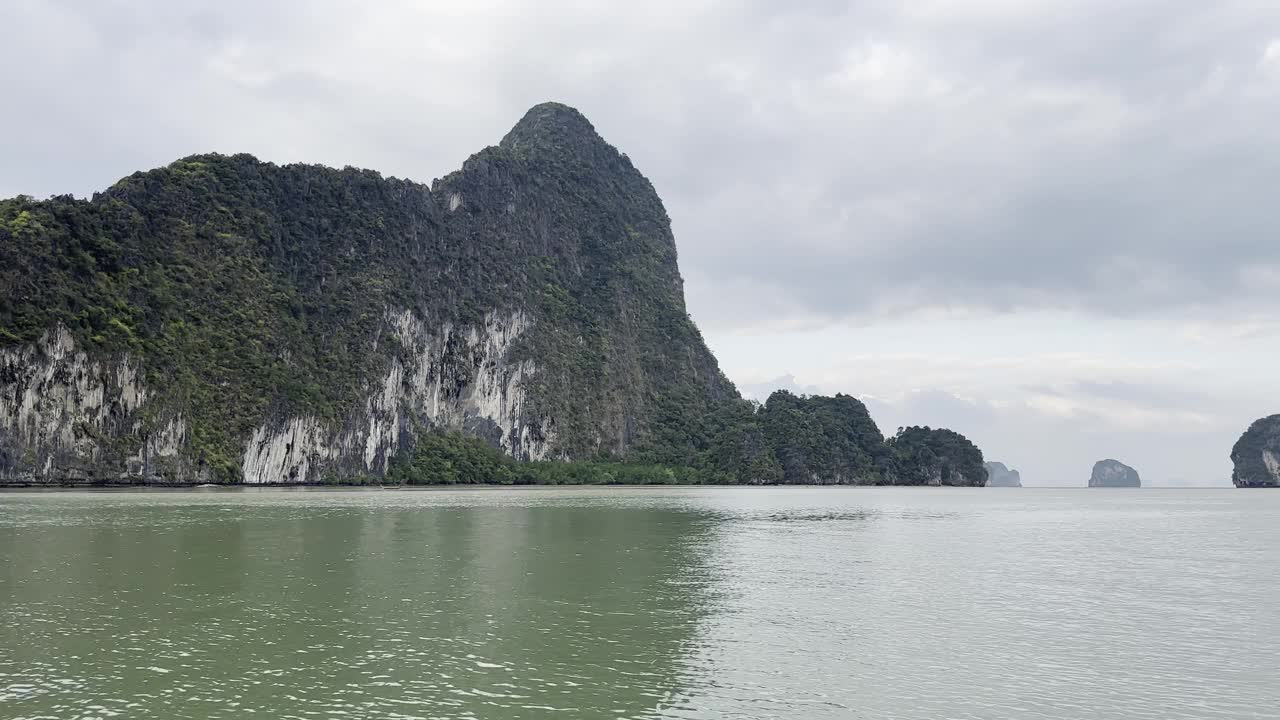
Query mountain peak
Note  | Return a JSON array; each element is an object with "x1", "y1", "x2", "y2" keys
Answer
[{"x1": 500, "y1": 102, "x2": 608, "y2": 157}]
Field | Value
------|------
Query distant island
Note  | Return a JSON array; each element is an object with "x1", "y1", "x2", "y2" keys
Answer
[
  {"x1": 0, "y1": 102, "x2": 988, "y2": 487},
  {"x1": 984, "y1": 462, "x2": 1022, "y2": 487},
  {"x1": 1089, "y1": 459, "x2": 1141, "y2": 488}
]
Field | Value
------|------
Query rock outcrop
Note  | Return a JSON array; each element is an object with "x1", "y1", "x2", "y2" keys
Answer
[
  {"x1": 1231, "y1": 415, "x2": 1280, "y2": 488},
  {"x1": 886, "y1": 426, "x2": 987, "y2": 487},
  {"x1": 0, "y1": 324, "x2": 200, "y2": 483},
  {"x1": 0, "y1": 102, "x2": 991, "y2": 486},
  {"x1": 1088, "y1": 459, "x2": 1141, "y2": 487},
  {"x1": 754, "y1": 391, "x2": 894, "y2": 485},
  {"x1": 0, "y1": 102, "x2": 734, "y2": 484},
  {"x1": 984, "y1": 461, "x2": 1022, "y2": 487}
]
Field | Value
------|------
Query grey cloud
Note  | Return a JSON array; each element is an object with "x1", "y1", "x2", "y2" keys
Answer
[
  {"x1": 862, "y1": 387, "x2": 1238, "y2": 487},
  {"x1": 4, "y1": 0, "x2": 1280, "y2": 329},
  {"x1": 1058, "y1": 380, "x2": 1214, "y2": 410},
  {"x1": 736, "y1": 374, "x2": 824, "y2": 402},
  {"x1": 862, "y1": 390, "x2": 1000, "y2": 438}
]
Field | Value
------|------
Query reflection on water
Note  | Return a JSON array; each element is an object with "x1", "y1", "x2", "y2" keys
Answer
[
  {"x1": 1, "y1": 493, "x2": 714, "y2": 718},
  {"x1": 2, "y1": 488, "x2": 1279, "y2": 719}
]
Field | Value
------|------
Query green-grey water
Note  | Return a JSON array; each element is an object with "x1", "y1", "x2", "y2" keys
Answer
[{"x1": 2, "y1": 487, "x2": 1278, "y2": 719}]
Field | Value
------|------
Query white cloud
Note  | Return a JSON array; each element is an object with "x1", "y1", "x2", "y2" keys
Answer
[{"x1": 1261, "y1": 39, "x2": 1280, "y2": 68}]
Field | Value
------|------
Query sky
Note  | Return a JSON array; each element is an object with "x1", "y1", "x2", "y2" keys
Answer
[{"x1": 4, "y1": 0, "x2": 1279, "y2": 486}]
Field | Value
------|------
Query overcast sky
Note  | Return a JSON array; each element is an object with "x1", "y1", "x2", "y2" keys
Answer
[{"x1": 5, "y1": 0, "x2": 1280, "y2": 485}]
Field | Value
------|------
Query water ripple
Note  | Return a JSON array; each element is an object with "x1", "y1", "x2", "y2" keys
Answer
[{"x1": 2, "y1": 487, "x2": 1278, "y2": 719}]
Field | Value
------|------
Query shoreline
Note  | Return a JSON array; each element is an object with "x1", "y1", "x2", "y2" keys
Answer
[
  {"x1": 0, "y1": 482, "x2": 967, "y2": 491},
  {"x1": 0, "y1": 483, "x2": 1240, "y2": 491}
]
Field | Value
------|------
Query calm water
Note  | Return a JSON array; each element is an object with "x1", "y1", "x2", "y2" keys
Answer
[{"x1": 2, "y1": 488, "x2": 1277, "y2": 719}]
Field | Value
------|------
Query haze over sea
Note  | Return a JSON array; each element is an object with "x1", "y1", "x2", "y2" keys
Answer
[{"x1": 3, "y1": 487, "x2": 1277, "y2": 720}]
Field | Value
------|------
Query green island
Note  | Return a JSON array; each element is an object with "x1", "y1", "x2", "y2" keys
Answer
[{"x1": 0, "y1": 103, "x2": 985, "y2": 486}]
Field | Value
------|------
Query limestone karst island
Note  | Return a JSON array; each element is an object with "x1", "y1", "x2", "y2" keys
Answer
[
  {"x1": 1, "y1": 103, "x2": 990, "y2": 487},
  {"x1": 1088, "y1": 459, "x2": 1141, "y2": 488}
]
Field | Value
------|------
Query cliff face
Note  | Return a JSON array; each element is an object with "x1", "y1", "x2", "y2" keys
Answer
[
  {"x1": 1231, "y1": 415, "x2": 1280, "y2": 488},
  {"x1": 0, "y1": 324, "x2": 192, "y2": 482},
  {"x1": 237, "y1": 309, "x2": 549, "y2": 484},
  {"x1": 984, "y1": 461, "x2": 1022, "y2": 487},
  {"x1": 0, "y1": 311, "x2": 545, "y2": 484},
  {"x1": 0, "y1": 102, "x2": 992, "y2": 487},
  {"x1": 1089, "y1": 459, "x2": 1141, "y2": 488},
  {"x1": 0, "y1": 102, "x2": 733, "y2": 484}
]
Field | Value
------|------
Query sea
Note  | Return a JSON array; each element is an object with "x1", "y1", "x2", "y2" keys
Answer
[{"x1": 2, "y1": 487, "x2": 1277, "y2": 719}]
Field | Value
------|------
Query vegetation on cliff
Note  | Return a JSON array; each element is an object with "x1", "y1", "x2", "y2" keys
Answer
[
  {"x1": 1, "y1": 102, "x2": 985, "y2": 485},
  {"x1": 756, "y1": 391, "x2": 894, "y2": 484},
  {"x1": 375, "y1": 393, "x2": 987, "y2": 487},
  {"x1": 1, "y1": 104, "x2": 733, "y2": 479},
  {"x1": 383, "y1": 429, "x2": 704, "y2": 486},
  {"x1": 887, "y1": 426, "x2": 988, "y2": 486}
]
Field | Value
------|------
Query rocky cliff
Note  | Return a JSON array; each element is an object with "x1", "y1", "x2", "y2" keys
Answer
[
  {"x1": 984, "y1": 461, "x2": 1022, "y2": 487},
  {"x1": 0, "y1": 103, "x2": 737, "y2": 484},
  {"x1": 1088, "y1": 459, "x2": 1141, "y2": 488},
  {"x1": 1, "y1": 102, "x2": 986, "y2": 486},
  {"x1": 1231, "y1": 415, "x2": 1280, "y2": 488}
]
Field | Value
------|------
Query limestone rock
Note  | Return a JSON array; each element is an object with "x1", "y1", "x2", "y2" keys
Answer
[
  {"x1": 1231, "y1": 415, "x2": 1280, "y2": 488},
  {"x1": 1089, "y1": 459, "x2": 1141, "y2": 488},
  {"x1": 0, "y1": 102, "x2": 733, "y2": 484},
  {"x1": 984, "y1": 461, "x2": 1022, "y2": 487}
]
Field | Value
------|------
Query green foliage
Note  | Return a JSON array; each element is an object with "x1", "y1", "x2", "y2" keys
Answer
[
  {"x1": 886, "y1": 426, "x2": 987, "y2": 486},
  {"x1": 755, "y1": 391, "x2": 894, "y2": 484},
  {"x1": 1, "y1": 104, "x2": 987, "y2": 486},
  {"x1": 0, "y1": 147, "x2": 637, "y2": 480},
  {"x1": 382, "y1": 394, "x2": 984, "y2": 487},
  {"x1": 386, "y1": 429, "x2": 701, "y2": 486},
  {"x1": 388, "y1": 430, "x2": 520, "y2": 485},
  {"x1": 2, "y1": 167, "x2": 424, "y2": 480}
]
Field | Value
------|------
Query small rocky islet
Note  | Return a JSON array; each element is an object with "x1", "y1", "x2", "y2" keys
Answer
[
  {"x1": 1231, "y1": 415, "x2": 1280, "y2": 488},
  {"x1": 983, "y1": 462, "x2": 1022, "y2": 487},
  {"x1": 1089, "y1": 459, "x2": 1141, "y2": 488}
]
